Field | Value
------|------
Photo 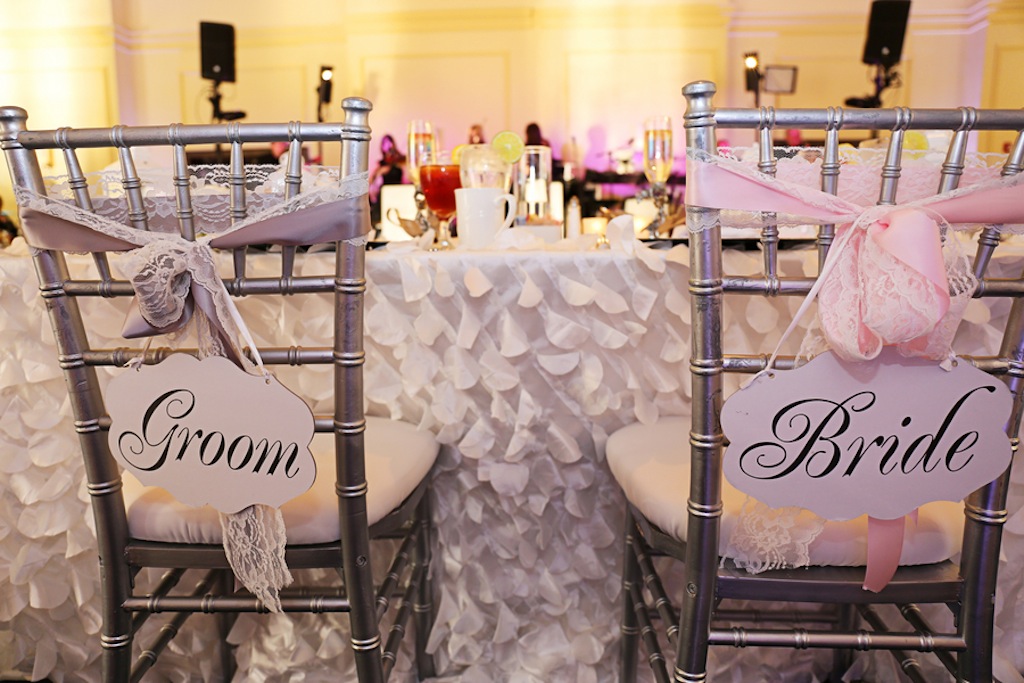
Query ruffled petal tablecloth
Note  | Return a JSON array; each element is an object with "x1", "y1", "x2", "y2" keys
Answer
[{"x1": 2, "y1": 234, "x2": 1024, "y2": 682}]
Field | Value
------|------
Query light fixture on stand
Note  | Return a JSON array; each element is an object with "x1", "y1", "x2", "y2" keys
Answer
[
  {"x1": 743, "y1": 52, "x2": 798, "y2": 109},
  {"x1": 317, "y1": 66, "x2": 333, "y2": 123},
  {"x1": 744, "y1": 52, "x2": 762, "y2": 107},
  {"x1": 316, "y1": 66, "x2": 334, "y2": 163}
]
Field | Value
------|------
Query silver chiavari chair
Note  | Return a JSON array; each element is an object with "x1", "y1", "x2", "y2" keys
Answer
[
  {"x1": 609, "y1": 80, "x2": 1024, "y2": 682},
  {"x1": 0, "y1": 99, "x2": 438, "y2": 681}
]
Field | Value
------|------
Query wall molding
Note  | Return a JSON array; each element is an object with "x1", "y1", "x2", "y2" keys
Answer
[
  {"x1": 347, "y1": 3, "x2": 725, "y2": 34},
  {"x1": 0, "y1": 25, "x2": 114, "y2": 51}
]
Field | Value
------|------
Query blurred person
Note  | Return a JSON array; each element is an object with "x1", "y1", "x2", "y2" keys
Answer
[
  {"x1": 0, "y1": 196, "x2": 18, "y2": 247},
  {"x1": 369, "y1": 134, "x2": 407, "y2": 224},
  {"x1": 468, "y1": 123, "x2": 485, "y2": 144},
  {"x1": 525, "y1": 122, "x2": 549, "y2": 147}
]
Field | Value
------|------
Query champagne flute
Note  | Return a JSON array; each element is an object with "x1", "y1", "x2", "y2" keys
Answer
[
  {"x1": 408, "y1": 120, "x2": 436, "y2": 234},
  {"x1": 642, "y1": 115, "x2": 673, "y2": 238},
  {"x1": 419, "y1": 150, "x2": 461, "y2": 250}
]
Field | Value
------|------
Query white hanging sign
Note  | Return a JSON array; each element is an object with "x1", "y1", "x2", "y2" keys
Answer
[
  {"x1": 721, "y1": 348, "x2": 1013, "y2": 521},
  {"x1": 106, "y1": 354, "x2": 316, "y2": 514}
]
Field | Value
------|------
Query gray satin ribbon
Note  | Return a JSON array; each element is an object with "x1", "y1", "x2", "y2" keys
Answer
[{"x1": 19, "y1": 194, "x2": 370, "y2": 362}]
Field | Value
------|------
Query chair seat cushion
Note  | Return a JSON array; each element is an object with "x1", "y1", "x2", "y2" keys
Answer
[
  {"x1": 122, "y1": 416, "x2": 439, "y2": 545},
  {"x1": 606, "y1": 417, "x2": 964, "y2": 567}
]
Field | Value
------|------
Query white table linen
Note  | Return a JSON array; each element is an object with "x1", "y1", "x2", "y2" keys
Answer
[{"x1": 2, "y1": 235, "x2": 1024, "y2": 682}]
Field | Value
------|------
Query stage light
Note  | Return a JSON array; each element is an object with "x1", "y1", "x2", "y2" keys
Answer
[
  {"x1": 744, "y1": 52, "x2": 762, "y2": 95},
  {"x1": 742, "y1": 51, "x2": 762, "y2": 107},
  {"x1": 318, "y1": 65, "x2": 334, "y2": 107}
]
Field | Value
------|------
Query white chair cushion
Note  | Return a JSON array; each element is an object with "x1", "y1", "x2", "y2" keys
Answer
[
  {"x1": 122, "y1": 416, "x2": 438, "y2": 545},
  {"x1": 607, "y1": 417, "x2": 964, "y2": 567}
]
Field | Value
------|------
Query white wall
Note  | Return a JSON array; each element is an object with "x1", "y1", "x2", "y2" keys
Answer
[{"x1": 1, "y1": 0, "x2": 1022, "y2": 212}]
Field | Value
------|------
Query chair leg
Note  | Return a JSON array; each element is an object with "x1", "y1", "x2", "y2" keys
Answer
[
  {"x1": 101, "y1": 631, "x2": 133, "y2": 683},
  {"x1": 958, "y1": 483, "x2": 1005, "y2": 683},
  {"x1": 619, "y1": 509, "x2": 640, "y2": 683},
  {"x1": 215, "y1": 570, "x2": 238, "y2": 681},
  {"x1": 830, "y1": 603, "x2": 858, "y2": 681},
  {"x1": 673, "y1": 506, "x2": 721, "y2": 682},
  {"x1": 100, "y1": 579, "x2": 134, "y2": 681},
  {"x1": 413, "y1": 491, "x2": 437, "y2": 680}
]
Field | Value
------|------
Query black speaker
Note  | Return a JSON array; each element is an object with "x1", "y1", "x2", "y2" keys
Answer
[
  {"x1": 200, "y1": 22, "x2": 236, "y2": 83},
  {"x1": 862, "y1": 1, "x2": 911, "y2": 67}
]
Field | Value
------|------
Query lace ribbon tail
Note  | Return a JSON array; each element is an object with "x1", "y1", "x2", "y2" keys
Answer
[{"x1": 219, "y1": 505, "x2": 293, "y2": 613}]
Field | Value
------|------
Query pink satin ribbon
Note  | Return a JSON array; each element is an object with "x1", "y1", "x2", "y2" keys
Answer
[
  {"x1": 19, "y1": 193, "x2": 370, "y2": 364},
  {"x1": 687, "y1": 153, "x2": 1024, "y2": 590}
]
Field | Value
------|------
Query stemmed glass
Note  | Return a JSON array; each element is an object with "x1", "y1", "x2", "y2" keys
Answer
[
  {"x1": 459, "y1": 144, "x2": 511, "y2": 191},
  {"x1": 419, "y1": 150, "x2": 462, "y2": 250},
  {"x1": 407, "y1": 120, "x2": 437, "y2": 234},
  {"x1": 641, "y1": 115, "x2": 673, "y2": 238}
]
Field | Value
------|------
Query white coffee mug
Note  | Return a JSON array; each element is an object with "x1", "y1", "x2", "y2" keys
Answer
[{"x1": 455, "y1": 188, "x2": 516, "y2": 249}]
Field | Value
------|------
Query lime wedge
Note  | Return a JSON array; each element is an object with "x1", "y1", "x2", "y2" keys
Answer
[
  {"x1": 904, "y1": 131, "x2": 929, "y2": 151},
  {"x1": 491, "y1": 130, "x2": 525, "y2": 164}
]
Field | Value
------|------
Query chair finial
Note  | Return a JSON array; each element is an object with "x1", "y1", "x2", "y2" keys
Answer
[{"x1": 0, "y1": 106, "x2": 28, "y2": 141}]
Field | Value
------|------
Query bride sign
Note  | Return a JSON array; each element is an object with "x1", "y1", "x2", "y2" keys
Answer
[{"x1": 722, "y1": 348, "x2": 1012, "y2": 523}]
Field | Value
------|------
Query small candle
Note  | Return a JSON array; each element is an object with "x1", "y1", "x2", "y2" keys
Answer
[{"x1": 582, "y1": 217, "x2": 608, "y2": 236}]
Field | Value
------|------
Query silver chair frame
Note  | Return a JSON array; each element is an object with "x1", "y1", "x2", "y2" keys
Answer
[
  {"x1": 0, "y1": 101, "x2": 436, "y2": 682},
  {"x1": 620, "y1": 80, "x2": 1024, "y2": 683}
]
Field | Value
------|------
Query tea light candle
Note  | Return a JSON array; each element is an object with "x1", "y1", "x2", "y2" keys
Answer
[{"x1": 582, "y1": 217, "x2": 608, "y2": 236}]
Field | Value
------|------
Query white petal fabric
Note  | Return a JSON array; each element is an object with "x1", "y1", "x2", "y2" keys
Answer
[
  {"x1": 542, "y1": 310, "x2": 591, "y2": 349},
  {"x1": 478, "y1": 348, "x2": 519, "y2": 392},
  {"x1": 400, "y1": 257, "x2": 434, "y2": 301},
  {"x1": 517, "y1": 272, "x2": 544, "y2": 308},
  {"x1": 415, "y1": 300, "x2": 453, "y2": 345},
  {"x1": 557, "y1": 275, "x2": 597, "y2": 307},
  {"x1": 455, "y1": 307, "x2": 482, "y2": 349},
  {"x1": 633, "y1": 240, "x2": 667, "y2": 274},
  {"x1": 5, "y1": 236, "x2": 1024, "y2": 683},
  {"x1": 631, "y1": 285, "x2": 658, "y2": 321},
  {"x1": 592, "y1": 280, "x2": 630, "y2": 314},
  {"x1": 433, "y1": 260, "x2": 456, "y2": 297},
  {"x1": 537, "y1": 352, "x2": 581, "y2": 376},
  {"x1": 746, "y1": 296, "x2": 782, "y2": 335},
  {"x1": 464, "y1": 267, "x2": 493, "y2": 298},
  {"x1": 445, "y1": 346, "x2": 483, "y2": 390},
  {"x1": 498, "y1": 311, "x2": 531, "y2": 358},
  {"x1": 590, "y1": 319, "x2": 630, "y2": 350}
]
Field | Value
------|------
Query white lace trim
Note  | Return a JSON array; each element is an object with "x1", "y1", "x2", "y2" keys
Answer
[
  {"x1": 43, "y1": 165, "x2": 364, "y2": 235},
  {"x1": 725, "y1": 497, "x2": 827, "y2": 573},
  {"x1": 220, "y1": 505, "x2": 293, "y2": 613}
]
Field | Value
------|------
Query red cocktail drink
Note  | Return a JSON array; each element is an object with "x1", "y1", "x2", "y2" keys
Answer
[{"x1": 419, "y1": 164, "x2": 461, "y2": 220}]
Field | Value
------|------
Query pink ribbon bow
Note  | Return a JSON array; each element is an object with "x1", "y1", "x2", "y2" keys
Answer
[{"x1": 818, "y1": 207, "x2": 952, "y2": 362}]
